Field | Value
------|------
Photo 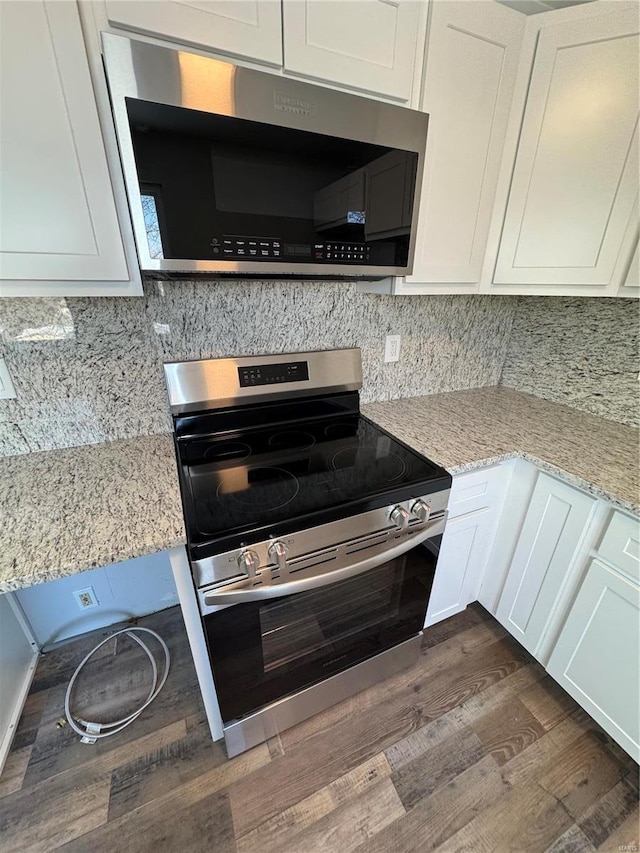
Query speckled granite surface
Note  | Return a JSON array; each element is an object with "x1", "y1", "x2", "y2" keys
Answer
[
  {"x1": 501, "y1": 297, "x2": 640, "y2": 428},
  {"x1": 0, "y1": 281, "x2": 516, "y2": 456},
  {"x1": 0, "y1": 433, "x2": 185, "y2": 592},
  {"x1": 1, "y1": 388, "x2": 638, "y2": 593},
  {"x1": 363, "y1": 388, "x2": 639, "y2": 515}
]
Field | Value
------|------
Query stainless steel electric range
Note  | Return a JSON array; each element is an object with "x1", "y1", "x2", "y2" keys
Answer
[{"x1": 164, "y1": 348, "x2": 452, "y2": 757}]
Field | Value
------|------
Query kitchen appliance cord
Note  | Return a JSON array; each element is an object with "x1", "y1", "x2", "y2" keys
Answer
[{"x1": 64, "y1": 627, "x2": 170, "y2": 742}]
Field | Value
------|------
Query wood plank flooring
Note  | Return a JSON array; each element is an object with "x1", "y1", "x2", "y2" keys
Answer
[{"x1": 0, "y1": 604, "x2": 637, "y2": 852}]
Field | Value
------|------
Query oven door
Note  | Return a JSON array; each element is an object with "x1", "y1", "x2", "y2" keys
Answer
[{"x1": 201, "y1": 535, "x2": 440, "y2": 724}]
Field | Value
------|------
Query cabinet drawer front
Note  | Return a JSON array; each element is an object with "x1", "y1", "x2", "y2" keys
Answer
[
  {"x1": 547, "y1": 558, "x2": 640, "y2": 761},
  {"x1": 448, "y1": 465, "x2": 507, "y2": 519},
  {"x1": 597, "y1": 511, "x2": 640, "y2": 582}
]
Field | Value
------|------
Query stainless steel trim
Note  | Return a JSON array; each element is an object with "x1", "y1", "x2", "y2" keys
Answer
[
  {"x1": 203, "y1": 516, "x2": 443, "y2": 606},
  {"x1": 163, "y1": 348, "x2": 362, "y2": 413},
  {"x1": 223, "y1": 634, "x2": 421, "y2": 757},
  {"x1": 101, "y1": 33, "x2": 428, "y2": 278},
  {"x1": 193, "y1": 488, "x2": 450, "y2": 592}
]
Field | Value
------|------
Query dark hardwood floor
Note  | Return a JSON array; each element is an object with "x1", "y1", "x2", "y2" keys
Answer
[{"x1": 1, "y1": 604, "x2": 638, "y2": 852}]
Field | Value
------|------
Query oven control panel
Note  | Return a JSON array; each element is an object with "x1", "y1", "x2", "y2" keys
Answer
[
  {"x1": 238, "y1": 360, "x2": 309, "y2": 388},
  {"x1": 192, "y1": 489, "x2": 451, "y2": 600}
]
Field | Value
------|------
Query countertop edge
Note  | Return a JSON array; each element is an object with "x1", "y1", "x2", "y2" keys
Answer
[
  {"x1": 0, "y1": 534, "x2": 187, "y2": 595},
  {"x1": 446, "y1": 452, "x2": 639, "y2": 516}
]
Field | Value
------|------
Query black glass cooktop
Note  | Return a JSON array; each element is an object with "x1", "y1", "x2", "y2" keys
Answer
[{"x1": 176, "y1": 412, "x2": 450, "y2": 556}]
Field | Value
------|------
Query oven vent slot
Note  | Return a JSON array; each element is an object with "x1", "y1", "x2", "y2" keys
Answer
[
  {"x1": 288, "y1": 544, "x2": 339, "y2": 575},
  {"x1": 288, "y1": 555, "x2": 338, "y2": 575},
  {"x1": 345, "y1": 533, "x2": 390, "y2": 555}
]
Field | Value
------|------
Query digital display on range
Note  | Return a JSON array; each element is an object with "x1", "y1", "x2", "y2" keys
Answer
[{"x1": 239, "y1": 361, "x2": 309, "y2": 388}]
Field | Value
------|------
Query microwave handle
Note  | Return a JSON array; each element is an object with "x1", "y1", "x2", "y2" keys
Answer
[{"x1": 203, "y1": 514, "x2": 445, "y2": 606}]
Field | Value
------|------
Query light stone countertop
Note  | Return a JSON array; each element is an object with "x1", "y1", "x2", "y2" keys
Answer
[
  {"x1": 363, "y1": 388, "x2": 639, "y2": 515},
  {"x1": 1, "y1": 388, "x2": 638, "y2": 593}
]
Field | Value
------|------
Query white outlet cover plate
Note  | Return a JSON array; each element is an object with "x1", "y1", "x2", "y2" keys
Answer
[
  {"x1": 384, "y1": 335, "x2": 401, "y2": 363},
  {"x1": 74, "y1": 586, "x2": 99, "y2": 610}
]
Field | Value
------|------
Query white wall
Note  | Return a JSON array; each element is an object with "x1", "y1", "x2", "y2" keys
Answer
[{"x1": 15, "y1": 550, "x2": 178, "y2": 648}]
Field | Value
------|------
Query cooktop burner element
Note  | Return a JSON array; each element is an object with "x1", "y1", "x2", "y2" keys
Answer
[
  {"x1": 164, "y1": 349, "x2": 452, "y2": 560},
  {"x1": 329, "y1": 446, "x2": 407, "y2": 482},
  {"x1": 268, "y1": 430, "x2": 316, "y2": 451},
  {"x1": 215, "y1": 466, "x2": 300, "y2": 512}
]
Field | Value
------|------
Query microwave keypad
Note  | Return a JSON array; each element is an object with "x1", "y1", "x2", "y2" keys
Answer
[
  {"x1": 213, "y1": 237, "x2": 371, "y2": 263},
  {"x1": 218, "y1": 237, "x2": 282, "y2": 258}
]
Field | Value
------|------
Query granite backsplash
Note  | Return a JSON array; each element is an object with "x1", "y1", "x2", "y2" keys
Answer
[
  {"x1": 1, "y1": 283, "x2": 637, "y2": 456},
  {"x1": 0, "y1": 281, "x2": 516, "y2": 455},
  {"x1": 500, "y1": 297, "x2": 639, "y2": 428}
]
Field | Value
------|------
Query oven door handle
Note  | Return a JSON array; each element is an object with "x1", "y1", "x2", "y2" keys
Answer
[{"x1": 202, "y1": 515, "x2": 445, "y2": 606}]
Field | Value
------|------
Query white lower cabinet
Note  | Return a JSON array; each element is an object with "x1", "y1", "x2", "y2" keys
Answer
[
  {"x1": 495, "y1": 472, "x2": 598, "y2": 659},
  {"x1": 547, "y1": 557, "x2": 640, "y2": 762},
  {"x1": 0, "y1": 595, "x2": 39, "y2": 774},
  {"x1": 431, "y1": 457, "x2": 639, "y2": 760},
  {"x1": 425, "y1": 465, "x2": 509, "y2": 627}
]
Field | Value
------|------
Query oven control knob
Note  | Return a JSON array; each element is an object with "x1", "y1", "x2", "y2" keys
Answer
[
  {"x1": 237, "y1": 549, "x2": 260, "y2": 578},
  {"x1": 389, "y1": 505, "x2": 410, "y2": 530},
  {"x1": 268, "y1": 540, "x2": 288, "y2": 569},
  {"x1": 411, "y1": 500, "x2": 431, "y2": 523}
]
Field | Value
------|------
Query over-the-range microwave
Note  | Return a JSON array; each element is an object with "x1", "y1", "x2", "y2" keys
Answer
[{"x1": 102, "y1": 34, "x2": 429, "y2": 280}]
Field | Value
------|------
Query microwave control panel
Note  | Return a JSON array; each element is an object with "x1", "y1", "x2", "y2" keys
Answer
[{"x1": 211, "y1": 236, "x2": 394, "y2": 265}]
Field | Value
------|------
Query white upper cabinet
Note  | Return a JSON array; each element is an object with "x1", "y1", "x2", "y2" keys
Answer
[
  {"x1": 625, "y1": 239, "x2": 639, "y2": 289},
  {"x1": 104, "y1": 1, "x2": 283, "y2": 65},
  {"x1": 402, "y1": 0, "x2": 525, "y2": 289},
  {"x1": 0, "y1": 1, "x2": 140, "y2": 297},
  {"x1": 493, "y1": 5, "x2": 640, "y2": 288},
  {"x1": 282, "y1": 0, "x2": 421, "y2": 101}
]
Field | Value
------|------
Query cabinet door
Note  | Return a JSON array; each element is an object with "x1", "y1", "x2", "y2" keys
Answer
[
  {"x1": 625, "y1": 239, "x2": 639, "y2": 288},
  {"x1": 104, "y1": 1, "x2": 283, "y2": 66},
  {"x1": 496, "y1": 474, "x2": 597, "y2": 658},
  {"x1": 0, "y1": 594, "x2": 38, "y2": 774},
  {"x1": 405, "y1": 0, "x2": 525, "y2": 286},
  {"x1": 547, "y1": 559, "x2": 640, "y2": 761},
  {"x1": 282, "y1": 0, "x2": 420, "y2": 101},
  {"x1": 0, "y1": 1, "x2": 132, "y2": 290},
  {"x1": 494, "y1": 7, "x2": 640, "y2": 287},
  {"x1": 425, "y1": 507, "x2": 498, "y2": 627}
]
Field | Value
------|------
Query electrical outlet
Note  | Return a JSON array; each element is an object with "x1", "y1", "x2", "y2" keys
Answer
[
  {"x1": 384, "y1": 335, "x2": 401, "y2": 363},
  {"x1": 73, "y1": 587, "x2": 99, "y2": 610}
]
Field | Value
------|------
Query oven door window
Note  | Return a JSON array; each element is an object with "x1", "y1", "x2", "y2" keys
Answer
[{"x1": 204, "y1": 539, "x2": 439, "y2": 723}]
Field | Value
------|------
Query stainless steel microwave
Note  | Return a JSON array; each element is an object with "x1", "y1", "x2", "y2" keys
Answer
[{"x1": 102, "y1": 34, "x2": 429, "y2": 279}]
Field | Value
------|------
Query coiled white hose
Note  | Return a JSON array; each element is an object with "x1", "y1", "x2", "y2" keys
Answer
[{"x1": 64, "y1": 626, "x2": 171, "y2": 742}]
